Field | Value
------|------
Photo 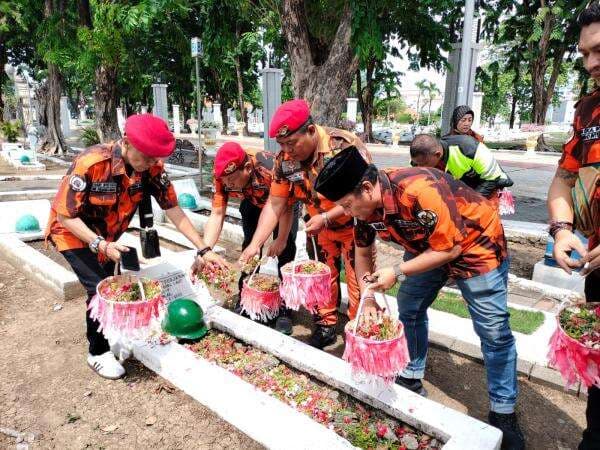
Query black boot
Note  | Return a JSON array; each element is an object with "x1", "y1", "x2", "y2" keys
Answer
[
  {"x1": 274, "y1": 308, "x2": 293, "y2": 335},
  {"x1": 488, "y1": 411, "x2": 525, "y2": 450},
  {"x1": 395, "y1": 375, "x2": 428, "y2": 397},
  {"x1": 308, "y1": 325, "x2": 336, "y2": 349}
]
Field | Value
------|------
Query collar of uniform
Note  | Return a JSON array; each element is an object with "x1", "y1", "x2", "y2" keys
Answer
[
  {"x1": 378, "y1": 169, "x2": 398, "y2": 217},
  {"x1": 111, "y1": 142, "x2": 126, "y2": 177},
  {"x1": 439, "y1": 139, "x2": 450, "y2": 166}
]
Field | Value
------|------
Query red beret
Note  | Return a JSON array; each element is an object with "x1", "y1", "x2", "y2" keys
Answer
[
  {"x1": 214, "y1": 142, "x2": 247, "y2": 178},
  {"x1": 268, "y1": 99, "x2": 310, "y2": 138},
  {"x1": 124, "y1": 114, "x2": 175, "y2": 158}
]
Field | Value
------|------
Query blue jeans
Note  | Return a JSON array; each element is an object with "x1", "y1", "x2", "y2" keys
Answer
[{"x1": 397, "y1": 256, "x2": 518, "y2": 414}]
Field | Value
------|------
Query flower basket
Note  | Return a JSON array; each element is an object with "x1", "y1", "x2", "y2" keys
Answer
[
  {"x1": 548, "y1": 303, "x2": 600, "y2": 388},
  {"x1": 498, "y1": 189, "x2": 515, "y2": 216},
  {"x1": 280, "y1": 259, "x2": 331, "y2": 314},
  {"x1": 191, "y1": 264, "x2": 236, "y2": 297},
  {"x1": 241, "y1": 263, "x2": 282, "y2": 321},
  {"x1": 88, "y1": 274, "x2": 165, "y2": 343},
  {"x1": 343, "y1": 290, "x2": 410, "y2": 383}
]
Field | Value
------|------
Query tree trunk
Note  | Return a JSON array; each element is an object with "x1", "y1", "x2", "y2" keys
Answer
[
  {"x1": 221, "y1": 100, "x2": 229, "y2": 133},
  {"x1": 94, "y1": 65, "x2": 121, "y2": 142},
  {"x1": 359, "y1": 57, "x2": 376, "y2": 142},
  {"x1": 39, "y1": 62, "x2": 68, "y2": 154},
  {"x1": 427, "y1": 98, "x2": 432, "y2": 125},
  {"x1": 280, "y1": 0, "x2": 358, "y2": 125},
  {"x1": 234, "y1": 25, "x2": 248, "y2": 136},
  {"x1": 530, "y1": 2, "x2": 553, "y2": 124},
  {"x1": 509, "y1": 94, "x2": 518, "y2": 129},
  {"x1": 0, "y1": 37, "x2": 7, "y2": 123}
]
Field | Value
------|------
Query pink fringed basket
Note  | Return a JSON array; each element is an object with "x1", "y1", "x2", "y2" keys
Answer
[
  {"x1": 240, "y1": 263, "x2": 282, "y2": 322},
  {"x1": 548, "y1": 303, "x2": 600, "y2": 389},
  {"x1": 498, "y1": 189, "x2": 515, "y2": 216},
  {"x1": 343, "y1": 289, "x2": 410, "y2": 383},
  {"x1": 280, "y1": 259, "x2": 331, "y2": 314},
  {"x1": 280, "y1": 237, "x2": 330, "y2": 313},
  {"x1": 88, "y1": 273, "x2": 165, "y2": 342}
]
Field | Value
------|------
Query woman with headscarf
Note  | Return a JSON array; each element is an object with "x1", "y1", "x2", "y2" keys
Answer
[{"x1": 447, "y1": 105, "x2": 484, "y2": 143}]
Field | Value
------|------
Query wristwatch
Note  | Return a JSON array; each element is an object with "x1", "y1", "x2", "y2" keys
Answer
[
  {"x1": 197, "y1": 246, "x2": 212, "y2": 258},
  {"x1": 89, "y1": 235, "x2": 105, "y2": 254}
]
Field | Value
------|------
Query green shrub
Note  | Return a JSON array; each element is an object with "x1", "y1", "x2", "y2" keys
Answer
[
  {"x1": 0, "y1": 120, "x2": 21, "y2": 142},
  {"x1": 81, "y1": 126, "x2": 100, "y2": 147}
]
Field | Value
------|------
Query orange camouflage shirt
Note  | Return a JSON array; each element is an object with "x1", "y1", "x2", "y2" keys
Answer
[
  {"x1": 559, "y1": 88, "x2": 600, "y2": 248},
  {"x1": 212, "y1": 150, "x2": 274, "y2": 209},
  {"x1": 354, "y1": 168, "x2": 507, "y2": 279},
  {"x1": 46, "y1": 143, "x2": 178, "y2": 252},
  {"x1": 270, "y1": 125, "x2": 371, "y2": 228}
]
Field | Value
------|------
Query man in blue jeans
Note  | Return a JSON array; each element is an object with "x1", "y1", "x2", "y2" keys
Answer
[{"x1": 314, "y1": 147, "x2": 524, "y2": 450}]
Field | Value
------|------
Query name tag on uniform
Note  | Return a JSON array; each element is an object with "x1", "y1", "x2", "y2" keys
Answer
[
  {"x1": 251, "y1": 182, "x2": 268, "y2": 190},
  {"x1": 286, "y1": 172, "x2": 304, "y2": 183},
  {"x1": 368, "y1": 222, "x2": 387, "y2": 231},
  {"x1": 393, "y1": 219, "x2": 422, "y2": 228},
  {"x1": 281, "y1": 160, "x2": 303, "y2": 182},
  {"x1": 90, "y1": 182, "x2": 118, "y2": 193},
  {"x1": 581, "y1": 126, "x2": 600, "y2": 141},
  {"x1": 224, "y1": 187, "x2": 243, "y2": 193}
]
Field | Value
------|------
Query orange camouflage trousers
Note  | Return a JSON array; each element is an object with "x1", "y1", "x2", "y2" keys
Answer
[{"x1": 307, "y1": 225, "x2": 361, "y2": 326}]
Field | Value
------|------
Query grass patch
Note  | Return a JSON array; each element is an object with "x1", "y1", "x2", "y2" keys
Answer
[{"x1": 340, "y1": 270, "x2": 545, "y2": 335}]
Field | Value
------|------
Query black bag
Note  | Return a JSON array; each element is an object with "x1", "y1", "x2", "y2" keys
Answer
[{"x1": 139, "y1": 173, "x2": 161, "y2": 259}]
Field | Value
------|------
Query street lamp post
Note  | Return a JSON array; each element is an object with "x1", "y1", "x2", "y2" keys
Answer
[
  {"x1": 456, "y1": 0, "x2": 475, "y2": 106},
  {"x1": 192, "y1": 37, "x2": 204, "y2": 191}
]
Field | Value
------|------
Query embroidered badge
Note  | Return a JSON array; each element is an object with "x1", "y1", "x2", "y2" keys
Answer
[
  {"x1": 277, "y1": 125, "x2": 290, "y2": 137},
  {"x1": 160, "y1": 172, "x2": 170, "y2": 187},
  {"x1": 281, "y1": 160, "x2": 301, "y2": 175},
  {"x1": 224, "y1": 161, "x2": 238, "y2": 175},
  {"x1": 368, "y1": 222, "x2": 387, "y2": 231},
  {"x1": 581, "y1": 125, "x2": 600, "y2": 141},
  {"x1": 417, "y1": 210, "x2": 438, "y2": 228},
  {"x1": 69, "y1": 175, "x2": 87, "y2": 192}
]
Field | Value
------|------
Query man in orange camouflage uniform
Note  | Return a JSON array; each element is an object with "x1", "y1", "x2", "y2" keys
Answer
[
  {"x1": 46, "y1": 114, "x2": 227, "y2": 380},
  {"x1": 315, "y1": 148, "x2": 524, "y2": 450},
  {"x1": 203, "y1": 141, "x2": 299, "y2": 334},
  {"x1": 547, "y1": 5, "x2": 600, "y2": 449},
  {"x1": 239, "y1": 99, "x2": 374, "y2": 349}
]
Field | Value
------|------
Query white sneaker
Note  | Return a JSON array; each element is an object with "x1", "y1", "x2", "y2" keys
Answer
[{"x1": 87, "y1": 352, "x2": 126, "y2": 380}]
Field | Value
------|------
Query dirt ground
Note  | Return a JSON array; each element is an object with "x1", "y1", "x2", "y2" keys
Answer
[{"x1": 0, "y1": 250, "x2": 589, "y2": 450}]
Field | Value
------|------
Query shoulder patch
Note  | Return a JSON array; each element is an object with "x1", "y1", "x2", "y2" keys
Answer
[
  {"x1": 416, "y1": 209, "x2": 437, "y2": 228},
  {"x1": 69, "y1": 175, "x2": 87, "y2": 192},
  {"x1": 159, "y1": 172, "x2": 171, "y2": 187}
]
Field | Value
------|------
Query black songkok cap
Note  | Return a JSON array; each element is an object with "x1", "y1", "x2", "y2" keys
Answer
[{"x1": 315, "y1": 146, "x2": 369, "y2": 201}]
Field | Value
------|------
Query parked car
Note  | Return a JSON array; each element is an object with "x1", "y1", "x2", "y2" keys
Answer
[{"x1": 372, "y1": 129, "x2": 392, "y2": 145}]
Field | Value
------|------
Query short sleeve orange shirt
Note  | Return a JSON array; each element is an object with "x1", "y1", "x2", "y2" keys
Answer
[
  {"x1": 212, "y1": 150, "x2": 274, "y2": 209},
  {"x1": 270, "y1": 125, "x2": 371, "y2": 227},
  {"x1": 46, "y1": 143, "x2": 178, "y2": 252},
  {"x1": 354, "y1": 167, "x2": 507, "y2": 279}
]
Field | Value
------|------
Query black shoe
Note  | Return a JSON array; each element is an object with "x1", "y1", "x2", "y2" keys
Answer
[
  {"x1": 274, "y1": 312, "x2": 293, "y2": 335},
  {"x1": 308, "y1": 325, "x2": 336, "y2": 349},
  {"x1": 395, "y1": 375, "x2": 428, "y2": 397},
  {"x1": 488, "y1": 412, "x2": 525, "y2": 450}
]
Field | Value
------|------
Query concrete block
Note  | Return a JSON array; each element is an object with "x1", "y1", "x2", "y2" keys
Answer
[
  {"x1": 0, "y1": 200, "x2": 51, "y2": 235},
  {"x1": 516, "y1": 358, "x2": 534, "y2": 378},
  {"x1": 0, "y1": 189, "x2": 58, "y2": 201},
  {"x1": 530, "y1": 364, "x2": 580, "y2": 395},
  {"x1": 132, "y1": 341, "x2": 356, "y2": 450},
  {"x1": 182, "y1": 209, "x2": 244, "y2": 245},
  {"x1": 0, "y1": 235, "x2": 82, "y2": 300},
  {"x1": 207, "y1": 306, "x2": 502, "y2": 449},
  {"x1": 429, "y1": 331, "x2": 457, "y2": 350},
  {"x1": 532, "y1": 261, "x2": 585, "y2": 295},
  {"x1": 450, "y1": 340, "x2": 483, "y2": 361}
]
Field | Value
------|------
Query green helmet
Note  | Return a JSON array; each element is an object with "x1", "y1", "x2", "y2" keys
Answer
[
  {"x1": 15, "y1": 214, "x2": 40, "y2": 233},
  {"x1": 20, "y1": 155, "x2": 30, "y2": 164},
  {"x1": 178, "y1": 193, "x2": 198, "y2": 210},
  {"x1": 161, "y1": 298, "x2": 208, "y2": 340}
]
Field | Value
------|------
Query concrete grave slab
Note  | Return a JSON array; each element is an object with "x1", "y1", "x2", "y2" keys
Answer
[
  {"x1": 0, "y1": 234, "x2": 82, "y2": 300},
  {"x1": 0, "y1": 189, "x2": 58, "y2": 201},
  {"x1": 532, "y1": 261, "x2": 585, "y2": 295},
  {"x1": 0, "y1": 199, "x2": 51, "y2": 237},
  {"x1": 170, "y1": 178, "x2": 203, "y2": 211}
]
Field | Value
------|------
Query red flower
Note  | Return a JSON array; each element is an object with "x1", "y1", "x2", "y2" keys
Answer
[
  {"x1": 376, "y1": 423, "x2": 388, "y2": 438},
  {"x1": 395, "y1": 426, "x2": 406, "y2": 437}
]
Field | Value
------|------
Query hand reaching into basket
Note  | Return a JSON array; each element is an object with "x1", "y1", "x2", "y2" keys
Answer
[{"x1": 363, "y1": 267, "x2": 397, "y2": 292}]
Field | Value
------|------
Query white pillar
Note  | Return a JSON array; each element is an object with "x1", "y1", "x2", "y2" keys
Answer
[
  {"x1": 172, "y1": 104, "x2": 181, "y2": 135},
  {"x1": 261, "y1": 68, "x2": 284, "y2": 152},
  {"x1": 213, "y1": 103, "x2": 222, "y2": 127},
  {"x1": 151, "y1": 83, "x2": 168, "y2": 122},
  {"x1": 346, "y1": 98, "x2": 358, "y2": 123},
  {"x1": 79, "y1": 108, "x2": 87, "y2": 121},
  {"x1": 141, "y1": 105, "x2": 148, "y2": 114},
  {"x1": 471, "y1": 92, "x2": 484, "y2": 129},
  {"x1": 59, "y1": 96, "x2": 71, "y2": 138},
  {"x1": 116, "y1": 107, "x2": 125, "y2": 134}
]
